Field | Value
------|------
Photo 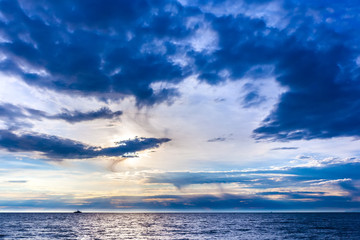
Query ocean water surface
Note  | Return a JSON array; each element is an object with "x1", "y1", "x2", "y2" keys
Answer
[{"x1": 0, "y1": 212, "x2": 359, "y2": 239}]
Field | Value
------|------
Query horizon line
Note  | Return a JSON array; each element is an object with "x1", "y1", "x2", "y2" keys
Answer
[{"x1": 1, "y1": 210, "x2": 359, "y2": 213}]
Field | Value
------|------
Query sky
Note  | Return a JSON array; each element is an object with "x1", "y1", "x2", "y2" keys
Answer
[{"x1": 0, "y1": 0, "x2": 360, "y2": 212}]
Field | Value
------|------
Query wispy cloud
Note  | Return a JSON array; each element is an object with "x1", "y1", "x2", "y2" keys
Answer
[
  {"x1": 0, "y1": 102, "x2": 122, "y2": 125},
  {"x1": 207, "y1": 137, "x2": 227, "y2": 142},
  {"x1": 47, "y1": 107, "x2": 122, "y2": 123},
  {"x1": 6, "y1": 180, "x2": 27, "y2": 183},
  {"x1": 271, "y1": 147, "x2": 298, "y2": 151}
]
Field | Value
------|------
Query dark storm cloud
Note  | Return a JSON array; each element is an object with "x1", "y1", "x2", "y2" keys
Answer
[
  {"x1": 0, "y1": 102, "x2": 122, "y2": 124},
  {"x1": 1, "y1": 0, "x2": 360, "y2": 139},
  {"x1": 195, "y1": 3, "x2": 360, "y2": 140},
  {"x1": 0, "y1": 129, "x2": 170, "y2": 160},
  {"x1": 0, "y1": 0, "x2": 195, "y2": 106},
  {"x1": 192, "y1": 14, "x2": 279, "y2": 84},
  {"x1": 191, "y1": 1, "x2": 360, "y2": 140},
  {"x1": 251, "y1": 1, "x2": 360, "y2": 140}
]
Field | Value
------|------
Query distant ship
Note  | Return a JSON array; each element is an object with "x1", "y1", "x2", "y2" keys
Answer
[{"x1": 74, "y1": 210, "x2": 82, "y2": 213}]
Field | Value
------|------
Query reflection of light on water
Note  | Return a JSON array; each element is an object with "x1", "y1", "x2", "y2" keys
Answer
[{"x1": 2, "y1": 213, "x2": 358, "y2": 239}]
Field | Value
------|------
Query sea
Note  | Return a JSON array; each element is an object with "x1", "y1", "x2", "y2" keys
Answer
[{"x1": 0, "y1": 212, "x2": 359, "y2": 239}]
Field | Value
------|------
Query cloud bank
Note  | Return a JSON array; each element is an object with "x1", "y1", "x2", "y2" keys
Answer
[
  {"x1": 0, "y1": 129, "x2": 170, "y2": 160},
  {"x1": 146, "y1": 159, "x2": 360, "y2": 200}
]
